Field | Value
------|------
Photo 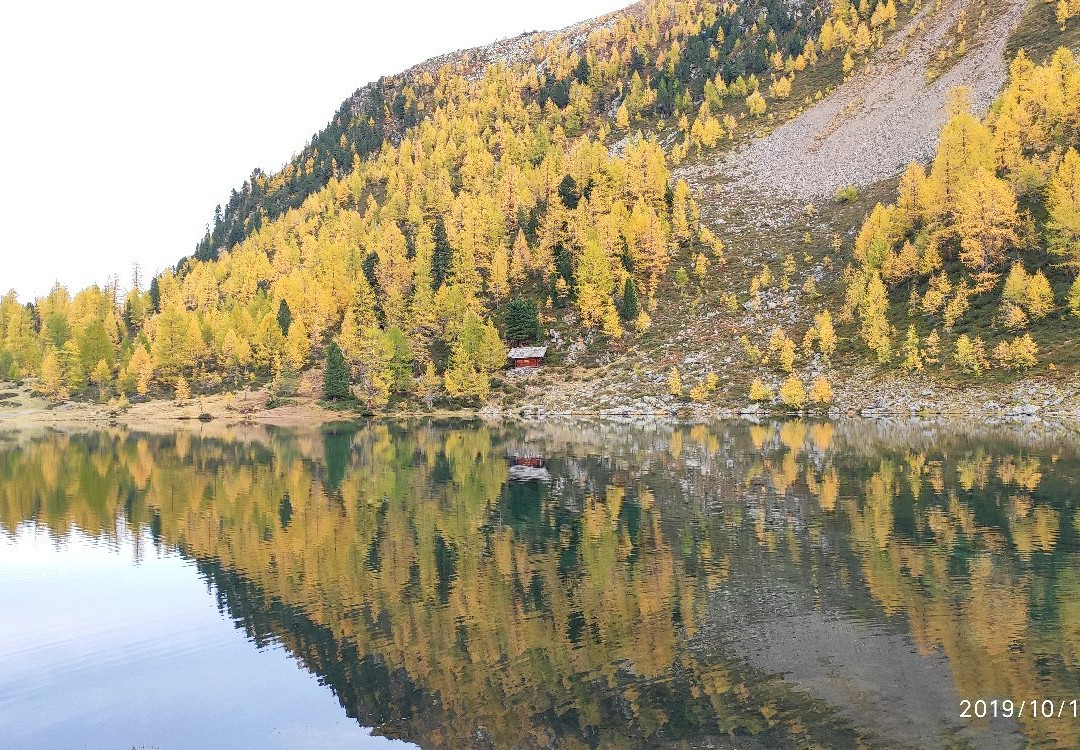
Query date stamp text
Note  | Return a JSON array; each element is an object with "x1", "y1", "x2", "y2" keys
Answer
[{"x1": 960, "y1": 699, "x2": 1079, "y2": 719}]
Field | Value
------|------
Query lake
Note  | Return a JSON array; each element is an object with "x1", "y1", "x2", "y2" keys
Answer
[{"x1": 1, "y1": 419, "x2": 1078, "y2": 749}]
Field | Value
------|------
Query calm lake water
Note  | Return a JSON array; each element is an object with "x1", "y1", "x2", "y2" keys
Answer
[{"x1": 1, "y1": 420, "x2": 1079, "y2": 749}]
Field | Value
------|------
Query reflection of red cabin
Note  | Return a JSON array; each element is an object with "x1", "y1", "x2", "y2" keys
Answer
[
  {"x1": 507, "y1": 346, "x2": 547, "y2": 368},
  {"x1": 508, "y1": 452, "x2": 549, "y2": 482}
]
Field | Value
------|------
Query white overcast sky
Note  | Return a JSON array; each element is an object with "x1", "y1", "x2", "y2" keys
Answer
[{"x1": 0, "y1": 0, "x2": 628, "y2": 302}]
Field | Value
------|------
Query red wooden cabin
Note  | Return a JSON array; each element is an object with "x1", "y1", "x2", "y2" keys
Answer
[{"x1": 507, "y1": 346, "x2": 547, "y2": 368}]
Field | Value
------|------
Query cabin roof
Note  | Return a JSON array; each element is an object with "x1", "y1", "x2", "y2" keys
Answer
[{"x1": 508, "y1": 346, "x2": 547, "y2": 359}]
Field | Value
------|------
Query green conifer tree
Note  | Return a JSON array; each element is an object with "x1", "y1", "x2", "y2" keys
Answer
[
  {"x1": 505, "y1": 299, "x2": 540, "y2": 343},
  {"x1": 276, "y1": 299, "x2": 292, "y2": 336},
  {"x1": 621, "y1": 277, "x2": 640, "y2": 320},
  {"x1": 386, "y1": 326, "x2": 414, "y2": 394},
  {"x1": 148, "y1": 276, "x2": 161, "y2": 313},
  {"x1": 322, "y1": 341, "x2": 350, "y2": 400},
  {"x1": 432, "y1": 216, "x2": 453, "y2": 290},
  {"x1": 558, "y1": 175, "x2": 580, "y2": 209}
]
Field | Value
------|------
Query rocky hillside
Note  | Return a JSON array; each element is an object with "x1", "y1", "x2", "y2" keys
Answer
[
  {"x1": 699, "y1": 0, "x2": 1027, "y2": 207},
  {"x1": 493, "y1": 0, "x2": 1080, "y2": 421},
  {"x1": 5, "y1": 0, "x2": 1080, "y2": 423}
]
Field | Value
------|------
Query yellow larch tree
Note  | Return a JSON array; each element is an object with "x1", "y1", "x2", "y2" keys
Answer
[
  {"x1": 375, "y1": 223, "x2": 413, "y2": 331},
  {"x1": 1047, "y1": 148, "x2": 1080, "y2": 269},
  {"x1": 955, "y1": 168, "x2": 1019, "y2": 272},
  {"x1": 575, "y1": 239, "x2": 622, "y2": 337}
]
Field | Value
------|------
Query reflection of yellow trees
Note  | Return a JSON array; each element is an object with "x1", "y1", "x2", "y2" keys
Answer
[
  {"x1": 997, "y1": 456, "x2": 1042, "y2": 491},
  {"x1": 669, "y1": 428, "x2": 684, "y2": 460},
  {"x1": 967, "y1": 555, "x2": 1028, "y2": 658},
  {"x1": 843, "y1": 448, "x2": 1079, "y2": 748},
  {"x1": 755, "y1": 512, "x2": 777, "y2": 553},
  {"x1": 1010, "y1": 505, "x2": 1060, "y2": 557},
  {"x1": 955, "y1": 451, "x2": 991, "y2": 491},
  {"x1": 1058, "y1": 567, "x2": 1080, "y2": 670},
  {"x1": 5, "y1": 422, "x2": 1080, "y2": 748},
  {"x1": 743, "y1": 460, "x2": 765, "y2": 488},
  {"x1": 1, "y1": 426, "x2": 793, "y2": 748},
  {"x1": 749, "y1": 424, "x2": 772, "y2": 451},
  {"x1": 926, "y1": 507, "x2": 955, "y2": 548},
  {"x1": 599, "y1": 415, "x2": 1080, "y2": 747},
  {"x1": 927, "y1": 460, "x2": 945, "y2": 495},
  {"x1": 779, "y1": 421, "x2": 807, "y2": 455},
  {"x1": 861, "y1": 459, "x2": 897, "y2": 551},
  {"x1": 771, "y1": 452, "x2": 799, "y2": 496},
  {"x1": 689, "y1": 424, "x2": 720, "y2": 455},
  {"x1": 0, "y1": 433, "x2": 137, "y2": 539},
  {"x1": 809, "y1": 422, "x2": 834, "y2": 452},
  {"x1": 904, "y1": 452, "x2": 925, "y2": 499},
  {"x1": 818, "y1": 467, "x2": 840, "y2": 512}
]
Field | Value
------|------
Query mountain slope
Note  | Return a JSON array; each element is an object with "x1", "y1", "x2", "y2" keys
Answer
[
  {"x1": 191, "y1": 0, "x2": 824, "y2": 265},
  {"x1": 495, "y1": 0, "x2": 1080, "y2": 419},
  {"x1": 191, "y1": 11, "x2": 627, "y2": 262},
  {"x1": 5, "y1": 0, "x2": 854, "y2": 405},
  {"x1": 4, "y1": 0, "x2": 1080, "y2": 422}
]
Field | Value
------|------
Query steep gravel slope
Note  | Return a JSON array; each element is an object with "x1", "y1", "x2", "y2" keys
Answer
[{"x1": 682, "y1": 0, "x2": 1027, "y2": 206}]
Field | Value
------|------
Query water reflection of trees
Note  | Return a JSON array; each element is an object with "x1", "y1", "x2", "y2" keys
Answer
[{"x1": 1, "y1": 420, "x2": 1078, "y2": 748}]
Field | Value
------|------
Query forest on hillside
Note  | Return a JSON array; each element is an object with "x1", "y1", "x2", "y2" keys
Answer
[
  {"x1": 844, "y1": 50, "x2": 1080, "y2": 378},
  {"x1": 1, "y1": 0, "x2": 1078, "y2": 412}
]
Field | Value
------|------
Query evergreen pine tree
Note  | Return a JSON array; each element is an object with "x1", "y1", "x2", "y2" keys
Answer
[
  {"x1": 505, "y1": 299, "x2": 540, "y2": 343},
  {"x1": 432, "y1": 216, "x2": 453, "y2": 290},
  {"x1": 148, "y1": 276, "x2": 161, "y2": 314},
  {"x1": 558, "y1": 175, "x2": 580, "y2": 209},
  {"x1": 621, "y1": 277, "x2": 640, "y2": 320},
  {"x1": 323, "y1": 341, "x2": 351, "y2": 400},
  {"x1": 386, "y1": 326, "x2": 414, "y2": 394},
  {"x1": 276, "y1": 299, "x2": 292, "y2": 336},
  {"x1": 574, "y1": 56, "x2": 590, "y2": 83}
]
